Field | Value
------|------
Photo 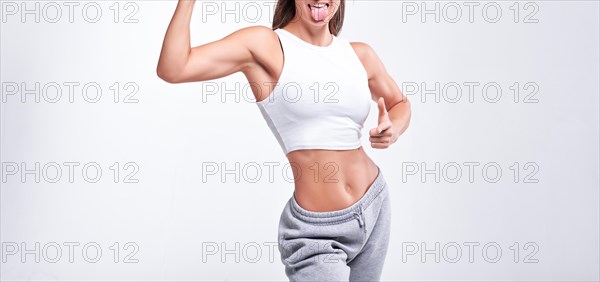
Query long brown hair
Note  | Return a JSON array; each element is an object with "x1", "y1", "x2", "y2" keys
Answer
[{"x1": 272, "y1": 0, "x2": 346, "y2": 36}]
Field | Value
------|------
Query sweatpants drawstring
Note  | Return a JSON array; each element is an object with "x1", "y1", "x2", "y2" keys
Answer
[{"x1": 353, "y1": 205, "x2": 367, "y2": 233}]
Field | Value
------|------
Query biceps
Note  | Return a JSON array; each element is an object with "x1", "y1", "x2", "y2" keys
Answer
[
  {"x1": 369, "y1": 74, "x2": 406, "y2": 107},
  {"x1": 178, "y1": 37, "x2": 253, "y2": 83}
]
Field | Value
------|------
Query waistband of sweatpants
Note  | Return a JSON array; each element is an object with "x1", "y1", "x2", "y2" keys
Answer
[{"x1": 289, "y1": 165, "x2": 387, "y2": 224}]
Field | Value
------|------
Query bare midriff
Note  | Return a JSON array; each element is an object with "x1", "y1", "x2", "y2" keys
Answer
[{"x1": 286, "y1": 147, "x2": 379, "y2": 212}]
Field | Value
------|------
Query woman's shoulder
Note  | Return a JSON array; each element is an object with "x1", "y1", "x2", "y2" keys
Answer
[
  {"x1": 226, "y1": 25, "x2": 279, "y2": 56},
  {"x1": 228, "y1": 25, "x2": 279, "y2": 50},
  {"x1": 348, "y1": 41, "x2": 379, "y2": 67},
  {"x1": 348, "y1": 41, "x2": 375, "y2": 58},
  {"x1": 234, "y1": 25, "x2": 278, "y2": 40}
]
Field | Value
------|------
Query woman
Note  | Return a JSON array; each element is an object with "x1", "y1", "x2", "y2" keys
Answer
[{"x1": 157, "y1": 0, "x2": 411, "y2": 280}]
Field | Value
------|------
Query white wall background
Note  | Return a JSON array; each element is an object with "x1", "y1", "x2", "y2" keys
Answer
[{"x1": 1, "y1": 0, "x2": 598, "y2": 281}]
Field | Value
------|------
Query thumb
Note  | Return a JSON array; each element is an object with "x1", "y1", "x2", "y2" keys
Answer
[
  {"x1": 377, "y1": 97, "x2": 389, "y2": 122},
  {"x1": 376, "y1": 97, "x2": 391, "y2": 133}
]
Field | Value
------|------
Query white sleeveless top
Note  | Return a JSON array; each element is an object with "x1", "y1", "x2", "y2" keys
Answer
[{"x1": 256, "y1": 28, "x2": 372, "y2": 155}]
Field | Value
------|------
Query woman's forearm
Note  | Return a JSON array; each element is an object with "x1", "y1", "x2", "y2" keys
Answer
[
  {"x1": 389, "y1": 98, "x2": 411, "y2": 140},
  {"x1": 157, "y1": 0, "x2": 196, "y2": 81}
]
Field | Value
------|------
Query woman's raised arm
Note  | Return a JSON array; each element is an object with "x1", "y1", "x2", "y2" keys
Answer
[{"x1": 156, "y1": 0, "x2": 266, "y2": 84}]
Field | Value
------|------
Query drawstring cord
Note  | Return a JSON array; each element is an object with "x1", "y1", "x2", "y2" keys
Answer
[{"x1": 353, "y1": 205, "x2": 367, "y2": 233}]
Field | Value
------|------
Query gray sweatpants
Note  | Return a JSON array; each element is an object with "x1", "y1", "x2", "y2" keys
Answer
[{"x1": 277, "y1": 166, "x2": 392, "y2": 281}]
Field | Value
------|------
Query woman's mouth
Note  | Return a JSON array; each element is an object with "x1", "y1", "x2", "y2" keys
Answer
[{"x1": 308, "y1": 3, "x2": 329, "y2": 22}]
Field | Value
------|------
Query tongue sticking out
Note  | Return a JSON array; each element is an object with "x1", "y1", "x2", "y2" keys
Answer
[{"x1": 310, "y1": 5, "x2": 328, "y2": 22}]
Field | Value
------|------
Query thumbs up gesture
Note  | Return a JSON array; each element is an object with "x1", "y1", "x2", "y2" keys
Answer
[{"x1": 369, "y1": 97, "x2": 398, "y2": 149}]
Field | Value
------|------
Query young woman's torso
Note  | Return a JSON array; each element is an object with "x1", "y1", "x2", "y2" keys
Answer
[{"x1": 241, "y1": 27, "x2": 379, "y2": 212}]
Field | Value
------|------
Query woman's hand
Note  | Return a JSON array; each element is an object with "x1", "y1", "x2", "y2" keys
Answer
[{"x1": 369, "y1": 97, "x2": 399, "y2": 149}]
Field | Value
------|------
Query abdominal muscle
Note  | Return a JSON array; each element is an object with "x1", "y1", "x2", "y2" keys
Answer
[{"x1": 286, "y1": 147, "x2": 380, "y2": 212}]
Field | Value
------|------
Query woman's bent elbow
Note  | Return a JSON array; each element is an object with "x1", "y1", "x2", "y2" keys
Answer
[{"x1": 156, "y1": 67, "x2": 181, "y2": 84}]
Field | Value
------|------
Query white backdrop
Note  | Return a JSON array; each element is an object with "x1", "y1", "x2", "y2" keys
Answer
[{"x1": 1, "y1": 0, "x2": 599, "y2": 281}]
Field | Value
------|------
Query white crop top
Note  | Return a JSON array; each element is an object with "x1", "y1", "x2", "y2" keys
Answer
[{"x1": 256, "y1": 28, "x2": 372, "y2": 155}]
